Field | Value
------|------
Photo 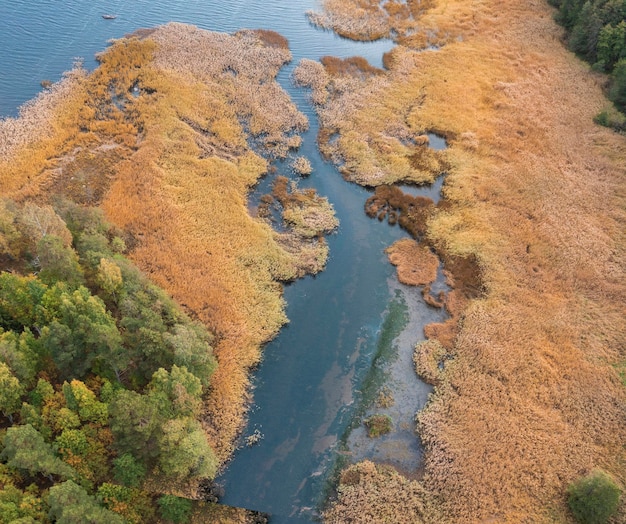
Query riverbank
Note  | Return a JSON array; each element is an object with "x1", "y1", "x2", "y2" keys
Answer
[
  {"x1": 0, "y1": 21, "x2": 336, "y2": 509},
  {"x1": 310, "y1": 0, "x2": 626, "y2": 521}
]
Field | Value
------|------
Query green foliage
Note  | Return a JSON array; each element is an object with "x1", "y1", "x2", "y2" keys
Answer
[
  {"x1": 29, "y1": 378, "x2": 54, "y2": 409},
  {"x1": 40, "y1": 285, "x2": 124, "y2": 379},
  {"x1": 0, "y1": 200, "x2": 219, "y2": 515},
  {"x1": 56, "y1": 429, "x2": 90, "y2": 458},
  {"x1": 149, "y1": 365, "x2": 203, "y2": 418},
  {"x1": 0, "y1": 331, "x2": 39, "y2": 386},
  {"x1": 552, "y1": 0, "x2": 626, "y2": 118},
  {"x1": 158, "y1": 494, "x2": 193, "y2": 524},
  {"x1": 0, "y1": 484, "x2": 45, "y2": 523},
  {"x1": 158, "y1": 417, "x2": 218, "y2": 480},
  {"x1": 19, "y1": 403, "x2": 44, "y2": 433},
  {"x1": 62, "y1": 380, "x2": 108, "y2": 425},
  {"x1": 0, "y1": 273, "x2": 46, "y2": 332},
  {"x1": 109, "y1": 389, "x2": 161, "y2": 463},
  {"x1": 112, "y1": 452, "x2": 146, "y2": 487},
  {"x1": 610, "y1": 58, "x2": 626, "y2": 110},
  {"x1": 567, "y1": 469, "x2": 621, "y2": 523},
  {"x1": 597, "y1": 20, "x2": 626, "y2": 70},
  {"x1": 97, "y1": 481, "x2": 156, "y2": 523},
  {"x1": 1, "y1": 424, "x2": 75, "y2": 479},
  {"x1": 36, "y1": 235, "x2": 85, "y2": 288},
  {"x1": 0, "y1": 361, "x2": 24, "y2": 417},
  {"x1": 48, "y1": 480, "x2": 124, "y2": 524},
  {"x1": 96, "y1": 257, "x2": 123, "y2": 301},
  {"x1": 49, "y1": 407, "x2": 81, "y2": 433}
]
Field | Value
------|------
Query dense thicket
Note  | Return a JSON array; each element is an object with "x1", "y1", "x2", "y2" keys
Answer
[
  {"x1": 549, "y1": 0, "x2": 626, "y2": 114},
  {"x1": 0, "y1": 199, "x2": 217, "y2": 523}
]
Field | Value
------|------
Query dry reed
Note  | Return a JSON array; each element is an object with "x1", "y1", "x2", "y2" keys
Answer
[{"x1": 318, "y1": 0, "x2": 626, "y2": 521}]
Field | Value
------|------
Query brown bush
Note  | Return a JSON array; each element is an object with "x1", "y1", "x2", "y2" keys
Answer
[
  {"x1": 320, "y1": 56, "x2": 383, "y2": 78},
  {"x1": 365, "y1": 185, "x2": 434, "y2": 238}
]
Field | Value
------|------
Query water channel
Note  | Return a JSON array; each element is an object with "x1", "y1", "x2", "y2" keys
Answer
[{"x1": 1, "y1": 2, "x2": 446, "y2": 522}]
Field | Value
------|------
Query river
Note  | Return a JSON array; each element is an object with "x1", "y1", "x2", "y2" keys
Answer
[{"x1": 0, "y1": 2, "x2": 442, "y2": 522}]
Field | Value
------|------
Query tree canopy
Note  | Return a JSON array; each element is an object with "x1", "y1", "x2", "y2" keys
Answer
[{"x1": 0, "y1": 199, "x2": 218, "y2": 521}]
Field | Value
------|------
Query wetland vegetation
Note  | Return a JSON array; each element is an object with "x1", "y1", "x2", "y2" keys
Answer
[
  {"x1": 309, "y1": 0, "x2": 626, "y2": 522},
  {"x1": 0, "y1": 0, "x2": 625, "y2": 522}
]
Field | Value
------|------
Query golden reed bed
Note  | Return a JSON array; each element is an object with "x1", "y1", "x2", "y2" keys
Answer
[{"x1": 306, "y1": 0, "x2": 626, "y2": 522}]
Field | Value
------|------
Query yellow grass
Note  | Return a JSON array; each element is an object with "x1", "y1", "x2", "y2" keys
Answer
[{"x1": 316, "y1": 0, "x2": 626, "y2": 522}]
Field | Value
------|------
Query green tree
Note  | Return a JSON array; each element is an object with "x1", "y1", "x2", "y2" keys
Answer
[
  {"x1": 0, "y1": 362, "x2": 24, "y2": 420},
  {"x1": 75, "y1": 233, "x2": 111, "y2": 271},
  {"x1": 157, "y1": 494, "x2": 193, "y2": 524},
  {"x1": 610, "y1": 58, "x2": 626, "y2": 110},
  {"x1": 0, "y1": 330, "x2": 39, "y2": 386},
  {"x1": 19, "y1": 403, "x2": 45, "y2": 435},
  {"x1": 569, "y1": 2, "x2": 604, "y2": 62},
  {"x1": 112, "y1": 452, "x2": 146, "y2": 487},
  {"x1": 39, "y1": 285, "x2": 124, "y2": 379},
  {"x1": 55, "y1": 429, "x2": 90, "y2": 459},
  {"x1": 29, "y1": 378, "x2": 54, "y2": 409},
  {"x1": 62, "y1": 380, "x2": 108, "y2": 425},
  {"x1": 16, "y1": 203, "x2": 72, "y2": 253},
  {"x1": 0, "y1": 484, "x2": 45, "y2": 523},
  {"x1": 0, "y1": 273, "x2": 46, "y2": 333},
  {"x1": 164, "y1": 324, "x2": 217, "y2": 387},
  {"x1": 96, "y1": 258, "x2": 123, "y2": 302},
  {"x1": 48, "y1": 480, "x2": 124, "y2": 524},
  {"x1": 597, "y1": 20, "x2": 626, "y2": 69},
  {"x1": 1, "y1": 424, "x2": 75, "y2": 479},
  {"x1": 149, "y1": 365, "x2": 203, "y2": 418},
  {"x1": 158, "y1": 418, "x2": 217, "y2": 480},
  {"x1": 36, "y1": 235, "x2": 84, "y2": 288},
  {"x1": 109, "y1": 389, "x2": 161, "y2": 462},
  {"x1": 567, "y1": 469, "x2": 621, "y2": 523}
]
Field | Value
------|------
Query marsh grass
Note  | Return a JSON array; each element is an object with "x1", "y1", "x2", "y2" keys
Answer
[
  {"x1": 323, "y1": 461, "x2": 429, "y2": 523},
  {"x1": 385, "y1": 238, "x2": 439, "y2": 287},
  {"x1": 317, "y1": 0, "x2": 626, "y2": 521},
  {"x1": 363, "y1": 414, "x2": 392, "y2": 438},
  {"x1": 307, "y1": 0, "x2": 436, "y2": 43}
]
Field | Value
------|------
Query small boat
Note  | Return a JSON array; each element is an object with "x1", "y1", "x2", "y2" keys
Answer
[{"x1": 102, "y1": 14, "x2": 117, "y2": 20}]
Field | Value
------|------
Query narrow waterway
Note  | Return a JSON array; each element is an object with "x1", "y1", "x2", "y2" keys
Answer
[{"x1": 1, "y1": 2, "x2": 441, "y2": 522}]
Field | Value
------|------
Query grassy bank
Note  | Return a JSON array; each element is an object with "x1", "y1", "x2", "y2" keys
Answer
[{"x1": 309, "y1": 0, "x2": 626, "y2": 521}]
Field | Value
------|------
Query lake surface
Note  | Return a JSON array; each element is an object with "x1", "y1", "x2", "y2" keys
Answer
[{"x1": 0, "y1": 2, "x2": 438, "y2": 522}]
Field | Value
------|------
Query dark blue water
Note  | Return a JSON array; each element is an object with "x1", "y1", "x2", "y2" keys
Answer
[
  {"x1": 0, "y1": 0, "x2": 392, "y2": 117},
  {"x1": 0, "y1": 2, "x2": 436, "y2": 522}
]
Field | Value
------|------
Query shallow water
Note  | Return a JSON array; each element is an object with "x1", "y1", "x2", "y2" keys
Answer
[{"x1": 1, "y1": 2, "x2": 439, "y2": 522}]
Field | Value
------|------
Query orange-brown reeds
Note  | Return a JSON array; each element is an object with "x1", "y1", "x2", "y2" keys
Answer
[
  {"x1": 385, "y1": 238, "x2": 438, "y2": 287},
  {"x1": 315, "y1": 0, "x2": 626, "y2": 521}
]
